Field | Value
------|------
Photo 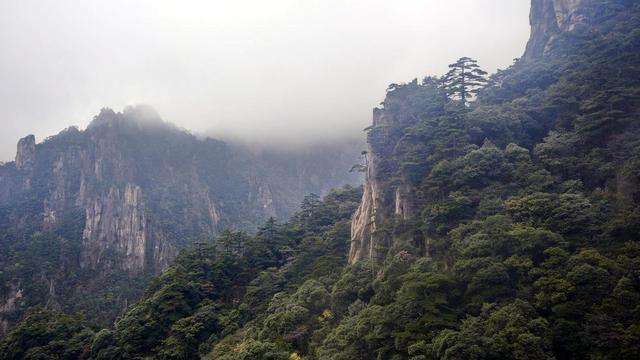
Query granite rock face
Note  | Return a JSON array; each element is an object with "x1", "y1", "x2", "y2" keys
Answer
[
  {"x1": 523, "y1": 0, "x2": 599, "y2": 61},
  {"x1": 0, "y1": 106, "x2": 361, "y2": 336},
  {"x1": 2, "y1": 109, "x2": 356, "y2": 274},
  {"x1": 349, "y1": 148, "x2": 379, "y2": 264},
  {"x1": 349, "y1": 91, "x2": 424, "y2": 264},
  {"x1": 81, "y1": 183, "x2": 151, "y2": 272},
  {"x1": 1, "y1": 111, "x2": 226, "y2": 274},
  {"x1": 15, "y1": 135, "x2": 35, "y2": 171}
]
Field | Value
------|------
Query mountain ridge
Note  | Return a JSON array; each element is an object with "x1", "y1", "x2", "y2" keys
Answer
[
  {"x1": 2, "y1": 0, "x2": 640, "y2": 358},
  {"x1": 0, "y1": 106, "x2": 361, "y2": 336}
]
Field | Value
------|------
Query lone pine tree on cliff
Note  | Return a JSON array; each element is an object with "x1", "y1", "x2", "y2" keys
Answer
[{"x1": 442, "y1": 57, "x2": 488, "y2": 104}]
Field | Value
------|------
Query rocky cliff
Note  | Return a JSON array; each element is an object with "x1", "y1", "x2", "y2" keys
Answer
[
  {"x1": 349, "y1": 81, "x2": 442, "y2": 264},
  {"x1": 522, "y1": 0, "x2": 611, "y2": 61},
  {"x1": 2, "y1": 110, "x2": 225, "y2": 274},
  {"x1": 0, "y1": 105, "x2": 361, "y2": 335},
  {"x1": 15, "y1": 135, "x2": 35, "y2": 172},
  {"x1": 2, "y1": 107, "x2": 360, "y2": 274}
]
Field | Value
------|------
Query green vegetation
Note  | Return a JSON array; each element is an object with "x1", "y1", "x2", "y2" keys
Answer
[
  {"x1": 2, "y1": 1, "x2": 640, "y2": 359},
  {"x1": 442, "y1": 57, "x2": 488, "y2": 104},
  {"x1": 0, "y1": 210, "x2": 148, "y2": 332},
  {"x1": 0, "y1": 186, "x2": 362, "y2": 359},
  {"x1": 0, "y1": 308, "x2": 94, "y2": 359}
]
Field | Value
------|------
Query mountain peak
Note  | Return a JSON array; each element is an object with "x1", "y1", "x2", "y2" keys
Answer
[
  {"x1": 87, "y1": 105, "x2": 171, "y2": 133},
  {"x1": 122, "y1": 104, "x2": 163, "y2": 124}
]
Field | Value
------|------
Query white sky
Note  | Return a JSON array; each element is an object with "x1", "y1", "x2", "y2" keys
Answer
[{"x1": 0, "y1": 0, "x2": 531, "y2": 160}]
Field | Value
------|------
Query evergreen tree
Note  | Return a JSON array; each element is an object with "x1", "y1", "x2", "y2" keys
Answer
[{"x1": 442, "y1": 57, "x2": 488, "y2": 104}]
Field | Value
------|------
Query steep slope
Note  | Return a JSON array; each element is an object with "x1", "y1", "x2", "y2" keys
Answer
[
  {"x1": 3, "y1": 0, "x2": 640, "y2": 359},
  {"x1": 0, "y1": 187, "x2": 364, "y2": 359},
  {"x1": 215, "y1": 0, "x2": 640, "y2": 356},
  {"x1": 0, "y1": 107, "x2": 361, "y2": 336},
  {"x1": 349, "y1": 80, "x2": 446, "y2": 263},
  {"x1": 523, "y1": 0, "x2": 629, "y2": 61},
  {"x1": 349, "y1": 0, "x2": 640, "y2": 265}
]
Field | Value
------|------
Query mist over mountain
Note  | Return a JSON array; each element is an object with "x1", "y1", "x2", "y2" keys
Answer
[
  {"x1": 0, "y1": 1, "x2": 530, "y2": 161},
  {"x1": 0, "y1": 105, "x2": 361, "y2": 336},
  {"x1": 2, "y1": 0, "x2": 640, "y2": 359}
]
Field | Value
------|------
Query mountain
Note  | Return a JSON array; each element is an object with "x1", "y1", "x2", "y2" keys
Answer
[
  {"x1": 350, "y1": 0, "x2": 640, "y2": 265},
  {"x1": 0, "y1": 106, "x2": 361, "y2": 336},
  {"x1": 2, "y1": 0, "x2": 640, "y2": 359}
]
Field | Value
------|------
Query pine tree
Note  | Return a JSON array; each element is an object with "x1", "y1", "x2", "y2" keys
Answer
[{"x1": 442, "y1": 57, "x2": 488, "y2": 104}]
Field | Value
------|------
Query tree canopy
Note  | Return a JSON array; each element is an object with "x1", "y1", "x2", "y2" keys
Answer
[{"x1": 442, "y1": 57, "x2": 488, "y2": 104}]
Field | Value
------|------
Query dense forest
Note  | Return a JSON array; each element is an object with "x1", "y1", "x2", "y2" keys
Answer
[{"x1": 2, "y1": 0, "x2": 640, "y2": 359}]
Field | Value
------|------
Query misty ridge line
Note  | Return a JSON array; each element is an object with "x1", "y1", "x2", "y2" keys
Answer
[
  {"x1": 1, "y1": 103, "x2": 366, "y2": 166},
  {"x1": 0, "y1": 1, "x2": 529, "y2": 161}
]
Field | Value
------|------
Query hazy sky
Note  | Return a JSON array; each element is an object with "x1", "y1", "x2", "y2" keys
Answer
[{"x1": 0, "y1": 0, "x2": 531, "y2": 161}]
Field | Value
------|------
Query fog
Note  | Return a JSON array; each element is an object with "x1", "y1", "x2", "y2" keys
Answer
[{"x1": 0, "y1": 0, "x2": 530, "y2": 161}]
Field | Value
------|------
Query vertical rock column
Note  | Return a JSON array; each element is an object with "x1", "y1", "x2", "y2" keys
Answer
[{"x1": 15, "y1": 135, "x2": 36, "y2": 171}]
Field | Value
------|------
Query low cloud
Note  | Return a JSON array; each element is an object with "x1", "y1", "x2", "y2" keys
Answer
[{"x1": 0, "y1": 0, "x2": 530, "y2": 160}]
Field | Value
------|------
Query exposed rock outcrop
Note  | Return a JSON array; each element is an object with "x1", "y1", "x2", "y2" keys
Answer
[
  {"x1": 2, "y1": 110, "x2": 237, "y2": 274},
  {"x1": 15, "y1": 135, "x2": 35, "y2": 171},
  {"x1": 81, "y1": 184, "x2": 149, "y2": 272},
  {"x1": 2, "y1": 106, "x2": 362, "y2": 274},
  {"x1": 349, "y1": 93, "x2": 424, "y2": 264},
  {"x1": 0, "y1": 286, "x2": 23, "y2": 338},
  {"x1": 523, "y1": 0, "x2": 596, "y2": 61},
  {"x1": 0, "y1": 107, "x2": 362, "y2": 334},
  {"x1": 349, "y1": 150, "x2": 381, "y2": 263},
  {"x1": 348, "y1": 145, "x2": 416, "y2": 264}
]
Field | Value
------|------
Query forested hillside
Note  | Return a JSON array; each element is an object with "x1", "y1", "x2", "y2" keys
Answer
[
  {"x1": 0, "y1": 187, "x2": 363, "y2": 359},
  {"x1": 2, "y1": 0, "x2": 640, "y2": 359},
  {"x1": 0, "y1": 107, "x2": 360, "y2": 337}
]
